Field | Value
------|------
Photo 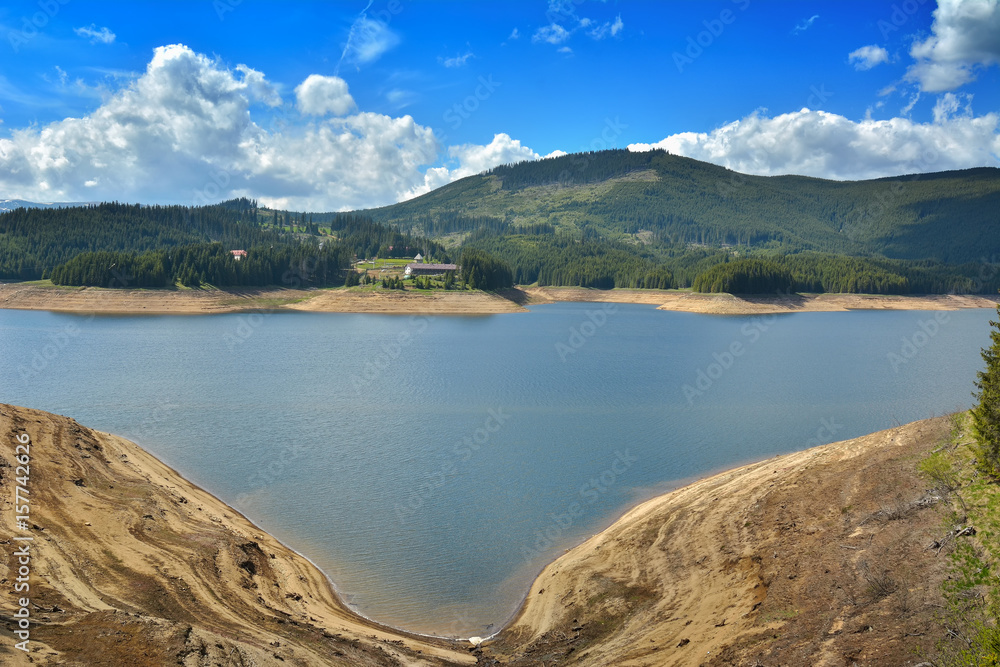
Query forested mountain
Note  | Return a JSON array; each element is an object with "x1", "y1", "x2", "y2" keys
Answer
[
  {"x1": 0, "y1": 199, "x2": 438, "y2": 287},
  {"x1": 353, "y1": 148, "x2": 1000, "y2": 293},
  {"x1": 3, "y1": 149, "x2": 998, "y2": 294},
  {"x1": 361, "y1": 149, "x2": 1000, "y2": 265}
]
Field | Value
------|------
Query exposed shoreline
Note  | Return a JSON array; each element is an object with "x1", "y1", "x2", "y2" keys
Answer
[
  {"x1": 1, "y1": 403, "x2": 961, "y2": 665},
  {"x1": 1, "y1": 281, "x2": 997, "y2": 316},
  {"x1": 0, "y1": 403, "x2": 473, "y2": 666}
]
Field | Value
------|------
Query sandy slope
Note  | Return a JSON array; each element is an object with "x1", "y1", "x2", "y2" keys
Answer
[
  {"x1": 0, "y1": 404, "x2": 472, "y2": 666},
  {"x1": 2, "y1": 282, "x2": 996, "y2": 316},
  {"x1": 480, "y1": 417, "x2": 958, "y2": 666},
  {"x1": 0, "y1": 404, "x2": 966, "y2": 666},
  {"x1": 0, "y1": 283, "x2": 317, "y2": 315},
  {"x1": 523, "y1": 286, "x2": 1000, "y2": 314},
  {"x1": 284, "y1": 287, "x2": 526, "y2": 314}
]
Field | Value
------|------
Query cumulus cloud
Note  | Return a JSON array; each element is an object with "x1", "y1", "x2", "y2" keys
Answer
[
  {"x1": 74, "y1": 24, "x2": 116, "y2": 44},
  {"x1": 628, "y1": 108, "x2": 1000, "y2": 180},
  {"x1": 295, "y1": 75, "x2": 355, "y2": 116},
  {"x1": 906, "y1": 0, "x2": 1000, "y2": 92},
  {"x1": 849, "y1": 45, "x2": 890, "y2": 70},
  {"x1": 0, "y1": 44, "x2": 544, "y2": 211}
]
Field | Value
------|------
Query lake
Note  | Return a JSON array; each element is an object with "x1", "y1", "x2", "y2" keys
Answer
[{"x1": 0, "y1": 302, "x2": 993, "y2": 637}]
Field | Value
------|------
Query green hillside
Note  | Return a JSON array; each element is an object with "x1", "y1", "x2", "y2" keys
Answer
[
  {"x1": 360, "y1": 149, "x2": 999, "y2": 263},
  {"x1": 352, "y1": 148, "x2": 1000, "y2": 294}
]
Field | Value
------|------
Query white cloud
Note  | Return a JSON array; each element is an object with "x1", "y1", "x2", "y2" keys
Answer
[
  {"x1": 533, "y1": 23, "x2": 571, "y2": 44},
  {"x1": 0, "y1": 44, "x2": 547, "y2": 211},
  {"x1": 508, "y1": 28, "x2": 520, "y2": 40},
  {"x1": 534, "y1": 1, "x2": 623, "y2": 46},
  {"x1": 386, "y1": 88, "x2": 417, "y2": 108},
  {"x1": 74, "y1": 24, "x2": 116, "y2": 45},
  {"x1": 848, "y1": 45, "x2": 890, "y2": 70},
  {"x1": 446, "y1": 133, "x2": 540, "y2": 180},
  {"x1": 439, "y1": 51, "x2": 474, "y2": 68},
  {"x1": 906, "y1": 0, "x2": 1000, "y2": 92},
  {"x1": 611, "y1": 15, "x2": 624, "y2": 37},
  {"x1": 901, "y1": 92, "x2": 921, "y2": 115},
  {"x1": 932, "y1": 91, "x2": 974, "y2": 123},
  {"x1": 587, "y1": 14, "x2": 624, "y2": 40},
  {"x1": 558, "y1": 46, "x2": 573, "y2": 54},
  {"x1": 792, "y1": 15, "x2": 819, "y2": 34},
  {"x1": 336, "y1": 11, "x2": 400, "y2": 72},
  {"x1": 628, "y1": 108, "x2": 1000, "y2": 180},
  {"x1": 403, "y1": 133, "x2": 542, "y2": 200},
  {"x1": 294, "y1": 75, "x2": 355, "y2": 116}
]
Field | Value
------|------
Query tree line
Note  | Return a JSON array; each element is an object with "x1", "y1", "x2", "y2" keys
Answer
[{"x1": 49, "y1": 242, "x2": 351, "y2": 288}]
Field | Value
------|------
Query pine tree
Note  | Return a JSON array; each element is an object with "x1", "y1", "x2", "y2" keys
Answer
[{"x1": 972, "y1": 306, "x2": 1000, "y2": 476}]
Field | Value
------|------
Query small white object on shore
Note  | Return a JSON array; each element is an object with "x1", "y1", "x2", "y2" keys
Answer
[{"x1": 469, "y1": 636, "x2": 483, "y2": 646}]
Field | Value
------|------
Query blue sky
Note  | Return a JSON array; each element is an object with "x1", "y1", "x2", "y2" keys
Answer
[{"x1": 0, "y1": 0, "x2": 998, "y2": 210}]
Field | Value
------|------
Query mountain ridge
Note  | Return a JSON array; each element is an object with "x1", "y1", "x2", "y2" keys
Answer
[{"x1": 355, "y1": 149, "x2": 1000, "y2": 266}]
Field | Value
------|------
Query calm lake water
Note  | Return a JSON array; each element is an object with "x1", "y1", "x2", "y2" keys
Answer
[{"x1": 0, "y1": 303, "x2": 994, "y2": 636}]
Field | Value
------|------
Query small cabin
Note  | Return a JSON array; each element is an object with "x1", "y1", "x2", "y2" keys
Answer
[
  {"x1": 413, "y1": 253, "x2": 424, "y2": 263},
  {"x1": 230, "y1": 249, "x2": 247, "y2": 261}
]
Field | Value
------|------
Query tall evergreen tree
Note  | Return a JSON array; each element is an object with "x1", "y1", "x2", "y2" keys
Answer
[{"x1": 972, "y1": 305, "x2": 1000, "y2": 476}]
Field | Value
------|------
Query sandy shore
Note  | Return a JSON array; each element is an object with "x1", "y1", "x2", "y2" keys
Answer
[
  {"x1": 483, "y1": 417, "x2": 956, "y2": 666},
  {"x1": 0, "y1": 404, "x2": 472, "y2": 666},
  {"x1": 1, "y1": 403, "x2": 963, "y2": 665},
  {"x1": 2, "y1": 282, "x2": 996, "y2": 316},
  {"x1": 524, "y1": 286, "x2": 1000, "y2": 314}
]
